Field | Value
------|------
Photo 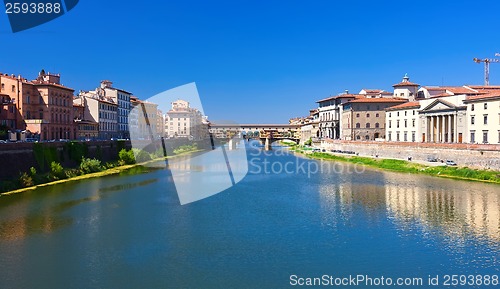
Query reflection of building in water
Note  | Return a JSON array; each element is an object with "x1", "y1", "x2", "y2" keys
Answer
[
  {"x1": 318, "y1": 175, "x2": 388, "y2": 226},
  {"x1": 384, "y1": 177, "x2": 500, "y2": 242}
]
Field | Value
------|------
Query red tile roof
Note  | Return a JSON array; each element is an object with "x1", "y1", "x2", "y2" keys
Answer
[
  {"x1": 362, "y1": 89, "x2": 383, "y2": 94},
  {"x1": 465, "y1": 92, "x2": 500, "y2": 101},
  {"x1": 393, "y1": 81, "x2": 419, "y2": 87},
  {"x1": 386, "y1": 101, "x2": 420, "y2": 111},
  {"x1": 316, "y1": 94, "x2": 363, "y2": 103},
  {"x1": 423, "y1": 86, "x2": 478, "y2": 95},
  {"x1": 346, "y1": 97, "x2": 407, "y2": 103}
]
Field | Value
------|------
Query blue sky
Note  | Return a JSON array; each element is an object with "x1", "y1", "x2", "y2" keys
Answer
[{"x1": 1, "y1": 0, "x2": 500, "y2": 123}]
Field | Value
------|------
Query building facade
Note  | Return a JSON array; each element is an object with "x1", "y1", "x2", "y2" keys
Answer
[
  {"x1": 342, "y1": 98, "x2": 406, "y2": 141},
  {"x1": 165, "y1": 100, "x2": 205, "y2": 140},
  {"x1": 316, "y1": 93, "x2": 360, "y2": 139},
  {"x1": 99, "y1": 80, "x2": 132, "y2": 139}
]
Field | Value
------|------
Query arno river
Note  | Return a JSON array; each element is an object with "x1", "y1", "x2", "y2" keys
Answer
[{"x1": 0, "y1": 144, "x2": 499, "y2": 289}]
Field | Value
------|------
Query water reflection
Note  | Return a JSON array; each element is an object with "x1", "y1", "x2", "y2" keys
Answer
[
  {"x1": 318, "y1": 168, "x2": 500, "y2": 244},
  {"x1": 384, "y1": 174, "x2": 500, "y2": 243},
  {"x1": 0, "y1": 178, "x2": 159, "y2": 241}
]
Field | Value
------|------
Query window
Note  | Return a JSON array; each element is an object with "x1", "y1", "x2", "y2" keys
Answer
[
  {"x1": 376, "y1": 113, "x2": 379, "y2": 117},
  {"x1": 388, "y1": 120, "x2": 391, "y2": 128},
  {"x1": 484, "y1": 115, "x2": 488, "y2": 125},
  {"x1": 470, "y1": 131, "x2": 475, "y2": 143},
  {"x1": 404, "y1": 132, "x2": 408, "y2": 142},
  {"x1": 413, "y1": 110, "x2": 415, "y2": 115},
  {"x1": 375, "y1": 123, "x2": 380, "y2": 128},
  {"x1": 404, "y1": 120, "x2": 407, "y2": 128},
  {"x1": 388, "y1": 132, "x2": 392, "y2": 141},
  {"x1": 483, "y1": 131, "x2": 488, "y2": 143},
  {"x1": 412, "y1": 131, "x2": 416, "y2": 142},
  {"x1": 356, "y1": 135, "x2": 360, "y2": 140},
  {"x1": 471, "y1": 104, "x2": 475, "y2": 111},
  {"x1": 365, "y1": 135, "x2": 369, "y2": 140},
  {"x1": 405, "y1": 111, "x2": 407, "y2": 116},
  {"x1": 471, "y1": 116, "x2": 475, "y2": 125},
  {"x1": 356, "y1": 113, "x2": 360, "y2": 117},
  {"x1": 412, "y1": 119, "x2": 416, "y2": 127},
  {"x1": 397, "y1": 120, "x2": 400, "y2": 128},
  {"x1": 367, "y1": 113, "x2": 370, "y2": 117},
  {"x1": 484, "y1": 103, "x2": 488, "y2": 110},
  {"x1": 356, "y1": 123, "x2": 360, "y2": 128},
  {"x1": 396, "y1": 132, "x2": 400, "y2": 141},
  {"x1": 11, "y1": 85, "x2": 15, "y2": 92},
  {"x1": 1, "y1": 83, "x2": 4, "y2": 90},
  {"x1": 389, "y1": 112, "x2": 391, "y2": 117},
  {"x1": 397, "y1": 112, "x2": 400, "y2": 116},
  {"x1": 366, "y1": 123, "x2": 371, "y2": 128}
]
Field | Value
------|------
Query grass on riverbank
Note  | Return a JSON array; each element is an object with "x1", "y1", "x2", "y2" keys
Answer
[{"x1": 295, "y1": 149, "x2": 500, "y2": 184}]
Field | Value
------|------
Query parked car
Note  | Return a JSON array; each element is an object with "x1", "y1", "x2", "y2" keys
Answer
[
  {"x1": 446, "y1": 160, "x2": 457, "y2": 166},
  {"x1": 427, "y1": 157, "x2": 438, "y2": 162},
  {"x1": 312, "y1": 148, "x2": 321, "y2": 152},
  {"x1": 0, "y1": 140, "x2": 7, "y2": 143}
]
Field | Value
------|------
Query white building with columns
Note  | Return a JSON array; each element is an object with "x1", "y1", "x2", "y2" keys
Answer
[{"x1": 385, "y1": 84, "x2": 500, "y2": 144}]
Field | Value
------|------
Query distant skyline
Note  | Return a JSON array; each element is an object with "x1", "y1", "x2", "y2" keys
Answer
[{"x1": 2, "y1": 0, "x2": 500, "y2": 123}]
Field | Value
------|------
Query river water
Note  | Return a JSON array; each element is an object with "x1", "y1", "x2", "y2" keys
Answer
[{"x1": 0, "y1": 145, "x2": 499, "y2": 288}]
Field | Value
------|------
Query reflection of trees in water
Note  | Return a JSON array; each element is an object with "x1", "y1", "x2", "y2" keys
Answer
[{"x1": 0, "y1": 178, "x2": 159, "y2": 242}]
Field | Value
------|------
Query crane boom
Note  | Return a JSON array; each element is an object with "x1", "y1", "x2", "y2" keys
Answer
[{"x1": 473, "y1": 57, "x2": 500, "y2": 86}]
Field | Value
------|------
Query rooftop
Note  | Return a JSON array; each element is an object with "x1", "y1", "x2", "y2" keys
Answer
[{"x1": 386, "y1": 101, "x2": 421, "y2": 111}]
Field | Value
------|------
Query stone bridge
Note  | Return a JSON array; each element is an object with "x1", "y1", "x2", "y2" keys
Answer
[{"x1": 209, "y1": 123, "x2": 300, "y2": 150}]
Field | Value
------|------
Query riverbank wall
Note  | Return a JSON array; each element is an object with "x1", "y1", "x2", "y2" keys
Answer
[
  {"x1": 320, "y1": 140, "x2": 500, "y2": 171},
  {"x1": 0, "y1": 141, "x2": 132, "y2": 181}
]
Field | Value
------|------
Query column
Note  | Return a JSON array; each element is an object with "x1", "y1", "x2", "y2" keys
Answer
[
  {"x1": 424, "y1": 116, "x2": 428, "y2": 142},
  {"x1": 446, "y1": 114, "x2": 453, "y2": 142},
  {"x1": 454, "y1": 112, "x2": 458, "y2": 143},
  {"x1": 429, "y1": 116, "x2": 434, "y2": 142},
  {"x1": 439, "y1": 115, "x2": 444, "y2": 143}
]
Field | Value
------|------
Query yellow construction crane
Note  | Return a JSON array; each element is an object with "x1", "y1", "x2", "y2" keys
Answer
[{"x1": 473, "y1": 56, "x2": 500, "y2": 86}]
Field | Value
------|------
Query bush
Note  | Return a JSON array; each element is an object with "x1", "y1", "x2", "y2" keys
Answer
[
  {"x1": 79, "y1": 157, "x2": 103, "y2": 174},
  {"x1": 118, "y1": 148, "x2": 136, "y2": 165},
  {"x1": 304, "y1": 137, "x2": 312, "y2": 146},
  {"x1": 65, "y1": 168, "x2": 81, "y2": 178},
  {"x1": 134, "y1": 149, "x2": 152, "y2": 163},
  {"x1": 19, "y1": 172, "x2": 34, "y2": 187},
  {"x1": 50, "y1": 161, "x2": 66, "y2": 180}
]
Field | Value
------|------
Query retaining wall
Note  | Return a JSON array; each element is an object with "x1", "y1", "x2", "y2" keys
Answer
[{"x1": 321, "y1": 140, "x2": 500, "y2": 171}]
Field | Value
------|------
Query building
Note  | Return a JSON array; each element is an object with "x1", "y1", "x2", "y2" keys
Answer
[
  {"x1": 385, "y1": 101, "x2": 421, "y2": 142},
  {"x1": 73, "y1": 101, "x2": 98, "y2": 140},
  {"x1": 463, "y1": 90, "x2": 500, "y2": 144},
  {"x1": 316, "y1": 92, "x2": 360, "y2": 139},
  {"x1": 99, "y1": 80, "x2": 132, "y2": 139},
  {"x1": 299, "y1": 109, "x2": 320, "y2": 144},
  {"x1": 359, "y1": 89, "x2": 393, "y2": 98},
  {"x1": 156, "y1": 108, "x2": 165, "y2": 137},
  {"x1": 342, "y1": 98, "x2": 407, "y2": 141},
  {"x1": 129, "y1": 97, "x2": 158, "y2": 140},
  {"x1": 27, "y1": 71, "x2": 76, "y2": 140},
  {"x1": 0, "y1": 73, "x2": 21, "y2": 130},
  {"x1": 75, "y1": 89, "x2": 118, "y2": 140},
  {"x1": 385, "y1": 85, "x2": 491, "y2": 143},
  {"x1": 392, "y1": 74, "x2": 420, "y2": 101},
  {"x1": 0, "y1": 70, "x2": 76, "y2": 141},
  {"x1": 165, "y1": 99, "x2": 205, "y2": 140}
]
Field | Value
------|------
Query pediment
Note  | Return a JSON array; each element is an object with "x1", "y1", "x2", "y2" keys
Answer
[{"x1": 421, "y1": 99, "x2": 457, "y2": 112}]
